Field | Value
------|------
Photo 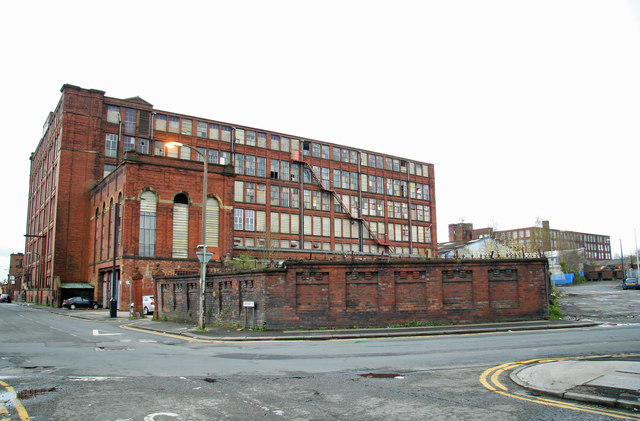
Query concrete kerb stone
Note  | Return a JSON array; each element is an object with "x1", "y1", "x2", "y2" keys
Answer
[
  {"x1": 132, "y1": 320, "x2": 600, "y2": 342},
  {"x1": 618, "y1": 399, "x2": 640, "y2": 410},
  {"x1": 562, "y1": 391, "x2": 617, "y2": 407}
]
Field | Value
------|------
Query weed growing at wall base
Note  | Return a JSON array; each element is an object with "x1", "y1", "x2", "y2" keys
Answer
[{"x1": 548, "y1": 286, "x2": 563, "y2": 320}]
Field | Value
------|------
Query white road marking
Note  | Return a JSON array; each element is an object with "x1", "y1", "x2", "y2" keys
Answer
[
  {"x1": 144, "y1": 412, "x2": 181, "y2": 420},
  {"x1": 92, "y1": 329, "x2": 122, "y2": 336}
]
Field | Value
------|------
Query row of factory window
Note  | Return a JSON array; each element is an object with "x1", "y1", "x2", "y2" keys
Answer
[
  {"x1": 233, "y1": 208, "x2": 432, "y2": 244},
  {"x1": 29, "y1": 130, "x2": 62, "y2": 217},
  {"x1": 233, "y1": 181, "x2": 431, "y2": 222},
  {"x1": 552, "y1": 231, "x2": 609, "y2": 244},
  {"x1": 233, "y1": 237, "x2": 426, "y2": 256},
  {"x1": 585, "y1": 251, "x2": 611, "y2": 260},
  {"x1": 104, "y1": 135, "x2": 430, "y2": 202},
  {"x1": 104, "y1": 135, "x2": 228, "y2": 163},
  {"x1": 233, "y1": 163, "x2": 429, "y2": 198},
  {"x1": 235, "y1": 156, "x2": 429, "y2": 199},
  {"x1": 29, "y1": 164, "x2": 58, "y2": 215},
  {"x1": 106, "y1": 106, "x2": 429, "y2": 176},
  {"x1": 497, "y1": 229, "x2": 610, "y2": 247},
  {"x1": 506, "y1": 236, "x2": 610, "y2": 253}
]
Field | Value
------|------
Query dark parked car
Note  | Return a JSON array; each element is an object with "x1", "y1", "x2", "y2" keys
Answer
[
  {"x1": 0, "y1": 294, "x2": 11, "y2": 303},
  {"x1": 62, "y1": 296, "x2": 102, "y2": 310}
]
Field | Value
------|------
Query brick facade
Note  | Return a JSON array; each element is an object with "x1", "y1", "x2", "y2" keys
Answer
[
  {"x1": 157, "y1": 258, "x2": 550, "y2": 329},
  {"x1": 90, "y1": 152, "x2": 236, "y2": 313},
  {"x1": 25, "y1": 84, "x2": 438, "y2": 315}
]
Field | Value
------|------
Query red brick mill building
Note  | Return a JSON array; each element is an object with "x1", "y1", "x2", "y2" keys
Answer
[{"x1": 24, "y1": 84, "x2": 548, "y2": 327}]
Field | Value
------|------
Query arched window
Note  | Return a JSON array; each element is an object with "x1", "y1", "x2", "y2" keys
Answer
[
  {"x1": 109, "y1": 198, "x2": 114, "y2": 258},
  {"x1": 94, "y1": 208, "x2": 100, "y2": 264},
  {"x1": 205, "y1": 197, "x2": 220, "y2": 248},
  {"x1": 101, "y1": 204, "x2": 107, "y2": 259},
  {"x1": 172, "y1": 194, "x2": 189, "y2": 258},
  {"x1": 139, "y1": 191, "x2": 157, "y2": 257},
  {"x1": 117, "y1": 193, "x2": 123, "y2": 255}
]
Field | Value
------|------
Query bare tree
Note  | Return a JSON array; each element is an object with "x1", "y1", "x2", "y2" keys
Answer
[{"x1": 259, "y1": 229, "x2": 280, "y2": 266}]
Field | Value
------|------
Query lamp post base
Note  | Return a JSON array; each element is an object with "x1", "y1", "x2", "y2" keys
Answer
[{"x1": 109, "y1": 299, "x2": 118, "y2": 318}]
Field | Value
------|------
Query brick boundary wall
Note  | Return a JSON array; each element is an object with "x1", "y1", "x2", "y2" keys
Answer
[{"x1": 156, "y1": 258, "x2": 549, "y2": 329}]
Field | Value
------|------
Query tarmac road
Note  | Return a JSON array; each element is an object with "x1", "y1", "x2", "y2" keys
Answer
[
  {"x1": 2, "y1": 280, "x2": 639, "y2": 420},
  {"x1": 2, "y1": 302, "x2": 639, "y2": 420}
]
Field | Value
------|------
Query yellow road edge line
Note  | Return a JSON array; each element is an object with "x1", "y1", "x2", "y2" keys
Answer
[
  {"x1": 490, "y1": 363, "x2": 523, "y2": 391},
  {"x1": 481, "y1": 357, "x2": 640, "y2": 420},
  {"x1": 480, "y1": 358, "x2": 544, "y2": 391},
  {"x1": 0, "y1": 380, "x2": 30, "y2": 420}
]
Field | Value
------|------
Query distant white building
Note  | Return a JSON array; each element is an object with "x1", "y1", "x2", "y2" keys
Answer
[
  {"x1": 438, "y1": 237, "x2": 519, "y2": 259},
  {"x1": 544, "y1": 248, "x2": 586, "y2": 275}
]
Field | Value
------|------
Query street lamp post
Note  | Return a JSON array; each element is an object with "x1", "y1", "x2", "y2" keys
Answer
[
  {"x1": 165, "y1": 142, "x2": 213, "y2": 330},
  {"x1": 25, "y1": 251, "x2": 40, "y2": 303},
  {"x1": 111, "y1": 114, "x2": 123, "y2": 318}
]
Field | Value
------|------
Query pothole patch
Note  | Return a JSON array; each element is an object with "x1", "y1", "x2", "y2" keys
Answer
[
  {"x1": 17, "y1": 387, "x2": 56, "y2": 400},
  {"x1": 359, "y1": 373, "x2": 405, "y2": 379},
  {"x1": 95, "y1": 345, "x2": 133, "y2": 351}
]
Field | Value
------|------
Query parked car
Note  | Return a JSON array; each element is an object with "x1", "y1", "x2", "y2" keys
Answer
[
  {"x1": 622, "y1": 277, "x2": 639, "y2": 290},
  {"x1": 142, "y1": 295, "x2": 155, "y2": 315},
  {"x1": 62, "y1": 296, "x2": 102, "y2": 310},
  {"x1": 0, "y1": 294, "x2": 11, "y2": 303}
]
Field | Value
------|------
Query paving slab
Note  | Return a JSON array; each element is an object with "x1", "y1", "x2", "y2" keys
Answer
[{"x1": 586, "y1": 372, "x2": 640, "y2": 390}]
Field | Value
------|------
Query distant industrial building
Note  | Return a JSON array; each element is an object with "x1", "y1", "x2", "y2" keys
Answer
[
  {"x1": 447, "y1": 220, "x2": 611, "y2": 260},
  {"x1": 4, "y1": 253, "x2": 24, "y2": 300}
]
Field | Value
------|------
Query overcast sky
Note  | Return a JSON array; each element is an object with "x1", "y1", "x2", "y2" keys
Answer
[{"x1": 2, "y1": 0, "x2": 640, "y2": 280}]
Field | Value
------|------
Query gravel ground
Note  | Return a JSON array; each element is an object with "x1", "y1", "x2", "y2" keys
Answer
[{"x1": 557, "y1": 280, "x2": 640, "y2": 323}]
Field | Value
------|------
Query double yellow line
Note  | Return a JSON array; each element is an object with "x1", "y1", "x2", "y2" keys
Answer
[
  {"x1": 480, "y1": 356, "x2": 640, "y2": 420},
  {"x1": 0, "y1": 380, "x2": 29, "y2": 420}
]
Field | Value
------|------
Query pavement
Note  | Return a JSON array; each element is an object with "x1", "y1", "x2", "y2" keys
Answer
[
  {"x1": 18, "y1": 302, "x2": 640, "y2": 412},
  {"x1": 511, "y1": 358, "x2": 640, "y2": 410}
]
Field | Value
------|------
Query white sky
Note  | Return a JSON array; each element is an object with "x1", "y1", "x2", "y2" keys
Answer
[{"x1": 2, "y1": 0, "x2": 640, "y2": 280}]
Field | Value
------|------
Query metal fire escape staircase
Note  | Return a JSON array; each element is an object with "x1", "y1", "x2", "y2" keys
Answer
[{"x1": 292, "y1": 152, "x2": 392, "y2": 253}]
